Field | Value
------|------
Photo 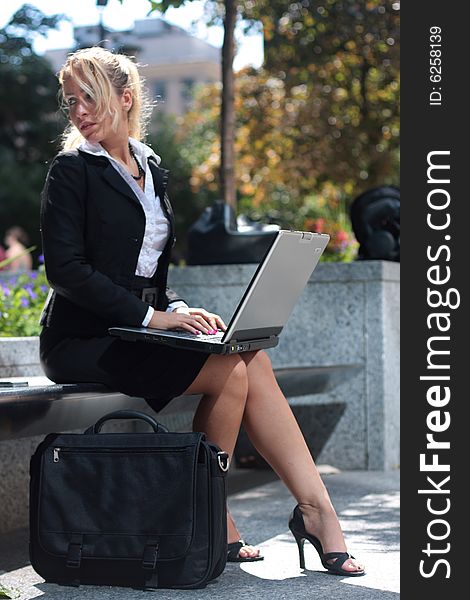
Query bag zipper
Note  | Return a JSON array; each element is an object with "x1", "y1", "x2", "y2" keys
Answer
[{"x1": 53, "y1": 446, "x2": 188, "y2": 463}]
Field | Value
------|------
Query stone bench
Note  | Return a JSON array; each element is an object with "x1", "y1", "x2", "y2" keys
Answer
[
  {"x1": 0, "y1": 366, "x2": 357, "y2": 443},
  {"x1": 0, "y1": 366, "x2": 358, "y2": 534}
]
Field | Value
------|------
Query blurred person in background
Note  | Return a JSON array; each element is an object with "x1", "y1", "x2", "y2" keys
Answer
[
  {"x1": 0, "y1": 243, "x2": 7, "y2": 270},
  {"x1": 3, "y1": 226, "x2": 33, "y2": 272}
]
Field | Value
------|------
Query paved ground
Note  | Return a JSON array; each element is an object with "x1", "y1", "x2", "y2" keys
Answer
[{"x1": 0, "y1": 468, "x2": 399, "y2": 599}]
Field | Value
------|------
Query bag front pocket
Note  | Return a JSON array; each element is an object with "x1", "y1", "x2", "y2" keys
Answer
[{"x1": 38, "y1": 444, "x2": 197, "y2": 560}]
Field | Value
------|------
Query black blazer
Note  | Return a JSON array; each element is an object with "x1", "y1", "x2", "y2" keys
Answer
[{"x1": 40, "y1": 149, "x2": 184, "y2": 336}]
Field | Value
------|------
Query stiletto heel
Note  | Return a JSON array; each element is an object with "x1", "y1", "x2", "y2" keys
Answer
[
  {"x1": 292, "y1": 531, "x2": 306, "y2": 569},
  {"x1": 288, "y1": 505, "x2": 365, "y2": 576}
]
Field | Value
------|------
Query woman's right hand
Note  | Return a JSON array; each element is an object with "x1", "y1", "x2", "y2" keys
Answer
[{"x1": 148, "y1": 310, "x2": 214, "y2": 335}]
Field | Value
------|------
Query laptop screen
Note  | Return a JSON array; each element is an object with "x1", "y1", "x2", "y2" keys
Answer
[{"x1": 222, "y1": 231, "x2": 329, "y2": 342}]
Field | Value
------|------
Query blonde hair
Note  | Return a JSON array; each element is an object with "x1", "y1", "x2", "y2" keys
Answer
[{"x1": 58, "y1": 47, "x2": 152, "y2": 150}]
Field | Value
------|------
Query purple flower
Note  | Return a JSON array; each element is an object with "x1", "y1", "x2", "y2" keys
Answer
[
  {"x1": 30, "y1": 272, "x2": 38, "y2": 280},
  {"x1": 40, "y1": 285, "x2": 48, "y2": 293},
  {"x1": 20, "y1": 297, "x2": 29, "y2": 307},
  {"x1": 38, "y1": 254, "x2": 44, "y2": 264},
  {"x1": 1, "y1": 284, "x2": 11, "y2": 297}
]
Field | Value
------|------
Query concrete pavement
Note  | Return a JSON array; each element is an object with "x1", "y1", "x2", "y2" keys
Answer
[{"x1": 0, "y1": 468, "x2": 399, "y2": 599}]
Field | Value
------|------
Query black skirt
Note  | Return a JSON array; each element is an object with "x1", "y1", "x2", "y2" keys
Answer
[{"x1": 39, "y1": 327, "x2": 210, "y2": 413}]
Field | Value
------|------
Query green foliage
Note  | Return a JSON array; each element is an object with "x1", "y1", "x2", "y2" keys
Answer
[
  {"x1": 177, "y1": 74, "x2": 360, "y2": 261},
  {"x1": 139, "y1": 0, "x2": 397, "y2": 262},
  {"x1": 152, "y1": 88, "x2": 358, "y2": 262},
  {"x1": 0, "y1": 268, "x2": 49, "y2": 337},
  {"x1": 0, "y1": 584, "x2": 16, "y2": 599},
  {"x1": 137, "y1": 0, "x2": 222, "y2": 22},
  {"x1": 0, "y1": 158, "x2": 51, "y2": 265},
  {"x1": 0, "y1": 4, "x2": 65, "y2": 162},
  {"x1": 144, "y1": 0, "x2": 188, "y2": 12},
  {"x1": 242, "y1": 0, "x2": 399, "y2": 80},
  {"x1": 0, "y1": 1, "x2": 396, "y2": 266},
  {"x1": 170, "y1": 1, "x2": 399, "y2": 260},
  {"x1": 0, "y1": 4, "x2": 66, "y2": 266},
  {"x1": 241, "y1": 0, "x2": 400, "y2": 190},
  {"x1": 148, "y1": 111, "x2": 219, "y2": 261}
]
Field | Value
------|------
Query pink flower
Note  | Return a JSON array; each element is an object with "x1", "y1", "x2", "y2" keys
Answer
[{"x1": 335, "y1": 230, "x2": 349, "y2": 243}]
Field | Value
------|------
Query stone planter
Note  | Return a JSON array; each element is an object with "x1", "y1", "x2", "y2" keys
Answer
[
  {"x1": 0, "y1": 336, "x2": 41, "y2": 378},
  {"x1": 170, "y1": 260, "x2": 400, "y2": 471}
]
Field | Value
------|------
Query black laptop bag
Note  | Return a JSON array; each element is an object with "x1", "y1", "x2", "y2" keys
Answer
[{"x1": 29, "y1": 410, "x2": 229, "y2": 590}]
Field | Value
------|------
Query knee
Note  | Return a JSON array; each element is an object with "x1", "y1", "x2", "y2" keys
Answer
[
  {"x1": 207, "y1": 353, "x2": 248, "y2": 398},
  {"x1": 246, "y1": 349, "x2": 273, "y2": 371}
]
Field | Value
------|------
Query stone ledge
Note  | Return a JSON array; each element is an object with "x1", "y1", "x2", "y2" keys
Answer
[
  {"x1": 0, "y1": 260, "x2": 400, "y2": 471},
  {"x1": 168, "y1": 260, "x2": 400, "y2": 286}
]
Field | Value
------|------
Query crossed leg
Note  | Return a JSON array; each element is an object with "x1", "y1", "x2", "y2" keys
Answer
[{"x1": 184, "y1": 350, "x2": 364, "y2": 572}]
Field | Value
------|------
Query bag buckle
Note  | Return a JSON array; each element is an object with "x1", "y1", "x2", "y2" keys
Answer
[
  {"x1": 141, "y1": 287, "x2": 158, "y2": 306},
  {"x1": 142, "y1": 538, "x2": 159, "y2": 589},
  {"x1": 66, "y1": 534, "x2": 83, "y2": 568},
  {"x1": 217, "y1": 451, "x2": 230, "y2": 472},
  {"x1": 142, "y1": 539, "x2": 159, "y2": 570}
]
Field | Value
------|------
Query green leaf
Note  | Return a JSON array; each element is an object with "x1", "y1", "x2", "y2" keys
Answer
[{"x1": 0, "y1": 585, "x2": 16, "y2": 599}]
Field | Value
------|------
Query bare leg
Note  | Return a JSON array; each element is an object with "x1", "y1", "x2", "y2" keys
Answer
[
  {"x1": 185, "y1": 353, "x2": 248, "y2": 458},
  {"x1": 240, "y1": 350, "x2": 364, "y2": 572},
  {"x1": 184, "y1": 353, "x2": 259, "y2": 559}
]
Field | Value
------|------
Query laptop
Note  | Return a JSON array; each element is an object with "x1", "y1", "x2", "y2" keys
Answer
[{"x1": 109, "y1": 230, "x2": 329, "y2": 354}]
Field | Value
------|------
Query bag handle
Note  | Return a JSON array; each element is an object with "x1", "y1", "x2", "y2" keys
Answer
[{"x1": 84, "y1": 410, "x2": 169, "y2": 435}]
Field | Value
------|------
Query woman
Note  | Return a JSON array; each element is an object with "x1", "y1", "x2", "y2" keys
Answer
[{"x1": 40, "y1": 47, "x2": 364, "y2": 575}]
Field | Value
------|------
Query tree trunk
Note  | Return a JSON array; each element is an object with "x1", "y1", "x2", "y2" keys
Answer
[{"x1": 220, "y1": 0, "x2": 237, "y2": 208}]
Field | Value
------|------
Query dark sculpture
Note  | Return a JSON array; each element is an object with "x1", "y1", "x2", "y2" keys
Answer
[{"x1": 349, "y1": 186, "x2": 400, "y2": 261}]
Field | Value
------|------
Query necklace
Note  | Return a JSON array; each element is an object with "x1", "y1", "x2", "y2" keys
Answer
[{"x1": 128, "y1": 143, "x2": 145, "y2": 181}]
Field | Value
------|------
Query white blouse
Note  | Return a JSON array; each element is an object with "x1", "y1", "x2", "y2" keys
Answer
[{"x1": 79, "y1": 137, "x2": 187, "y2": 324}]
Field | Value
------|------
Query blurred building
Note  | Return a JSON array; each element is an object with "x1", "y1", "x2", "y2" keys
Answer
[{"x1": 44, "y1": 18, "x2": 221, "y2": 116}]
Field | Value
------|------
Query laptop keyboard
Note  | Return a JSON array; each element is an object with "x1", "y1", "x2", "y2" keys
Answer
[{"x1": 167, "y1": 330, "x2": 224, "y2": 342}]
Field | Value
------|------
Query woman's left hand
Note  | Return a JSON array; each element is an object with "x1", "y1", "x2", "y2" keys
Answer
[{"x1": 174, "y1": 307, "x2": 226, "y2": 333}]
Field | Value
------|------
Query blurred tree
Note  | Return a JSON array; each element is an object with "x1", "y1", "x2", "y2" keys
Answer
[
  {"x1": 0, "y1": 4, "x2": 65, "y2": 265},
  {"x1": 138, "y1": 0, "x2": 399, "y2": 261},
  {"x1": 178, "y1": 2, "x2": 399, "y2": 251},
  {"x1": 179, "y1": 73, "x2": 360, "y2": 260},
  {"x1": 145, "y1": 1, "x2": 399, "y2": 200},
  {"x1": 241, "y1": 0, "x2": 400, "y2": 190}
]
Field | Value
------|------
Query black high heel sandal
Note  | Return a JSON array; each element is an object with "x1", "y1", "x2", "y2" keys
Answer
[
  {"x1": 288, "y1": 505, "x2": 365, "y2": 576},
  {"x1": 227, "y1": 540, "x2": 264, "y2": 563}
]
